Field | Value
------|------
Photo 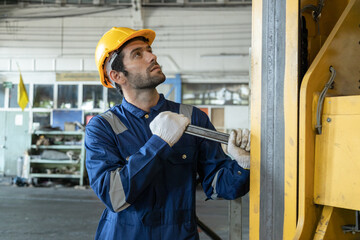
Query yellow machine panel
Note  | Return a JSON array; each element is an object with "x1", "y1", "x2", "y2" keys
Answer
[
  {"x1": 250, "y1": 0, "x2": 360, "y2": 238},
  {"x1": 314, "y1": 95, "x2": 360, "y2": 210},
  {"x1": 295, "y1": 0, "x2": 360, "y2": 239}
]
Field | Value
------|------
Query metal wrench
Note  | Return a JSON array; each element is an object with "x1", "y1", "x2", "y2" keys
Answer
[{"x1": 184, "y1": 125, "x2": 230, "y2": 145}]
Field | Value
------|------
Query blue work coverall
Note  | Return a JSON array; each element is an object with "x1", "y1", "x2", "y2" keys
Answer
[{"x1": 85, "y1": 94, "x2": 250, "y2": 240}]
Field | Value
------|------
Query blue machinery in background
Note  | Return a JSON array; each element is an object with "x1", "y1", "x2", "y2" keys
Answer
[{"x1": 163, "y1": 74, "x2": 182, "y2": 103}]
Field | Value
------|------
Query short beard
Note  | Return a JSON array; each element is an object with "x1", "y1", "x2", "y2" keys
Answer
[{"x1": 127, "y1": 63, "x2": 166, "y2": 90}]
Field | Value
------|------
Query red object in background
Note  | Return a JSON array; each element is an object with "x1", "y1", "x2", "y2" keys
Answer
[
  {"x1": 199, "y1": 108, "x2": 209, "y2": 116},
  {"x1": 86, "y1": 115, "x2": 95, "y2": 125}
]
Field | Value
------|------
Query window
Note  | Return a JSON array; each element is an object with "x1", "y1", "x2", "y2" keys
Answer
[
  {"x1": 82, "y1": 85, "x2": 103, "y2": 110},
  {"x1": 66, "y1": 0, "x2": 93, "y2": 4},
  {"x1": 182, "y1": 83, "x2": 250, "y2": 105},
  {"x1": 188, "y1": 0, "x2": 216, "y2": 2},
  {"x1": 57, "y1": 85, "x2": 78, "y2": 109},
  {"x1": 107, "y1": 88, "x2": 122, "y2": 108},
  {"x1": 0, "y1": 84, "x2": 4, "y2": 108},
  {"x1": 1, "y1": 0, "x2": 19, "y2": 4},
  {"x1": 9, "y1": 84, "x2": 30, "y2": 108},
  {"x1": 33, "y1": 112, "x2": 51, "y2": 128},
  {"x1": 105, "y1": 0, "x2": 131, "y2": 4},
  {"x1": 33, "y1": 84, "x2": 54, "y2": 108}
]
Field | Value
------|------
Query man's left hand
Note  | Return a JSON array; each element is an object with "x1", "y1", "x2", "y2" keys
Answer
[{"x1": 227, "y1": 128, "x2": 250, "y2": 169}]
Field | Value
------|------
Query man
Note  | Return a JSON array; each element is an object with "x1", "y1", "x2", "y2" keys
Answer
[{"x1": 85, "y1": 27, "x2": 250, "y2": 240}]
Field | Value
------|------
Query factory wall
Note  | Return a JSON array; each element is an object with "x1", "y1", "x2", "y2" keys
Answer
[{"x1": 0, "y1": 5, "x2": 251, "y2": 176}]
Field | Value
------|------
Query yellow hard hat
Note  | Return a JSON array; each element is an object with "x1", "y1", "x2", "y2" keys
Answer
[{"x1": 95, "y1": 27, "x2": 156, "y2": 88}]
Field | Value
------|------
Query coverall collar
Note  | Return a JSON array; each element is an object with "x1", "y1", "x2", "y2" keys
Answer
[{"x1": 122, "y1": 94, "x2": 166, "y2": 118}]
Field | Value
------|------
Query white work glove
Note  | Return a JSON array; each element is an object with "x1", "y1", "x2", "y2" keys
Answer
[
  {"x1": 227, "y1": 128, "x2": 251, "y2": 169},
  {"x1": 149, "y1": 111, "x2": 190, "y2": 147}
]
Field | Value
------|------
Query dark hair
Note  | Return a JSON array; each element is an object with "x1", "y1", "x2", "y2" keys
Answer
[
  {"x1": 111, "y1": 36, "x2": 150, "y2": 77},
  {"x1": 110, "y1": 36, "x2": 149, "y2": 96}
]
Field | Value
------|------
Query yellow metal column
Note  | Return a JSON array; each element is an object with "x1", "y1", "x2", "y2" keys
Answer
[
  {"x1": 283, "y1": 0, "x2": 299, "y2": 239},
  {"x1": 250, "y1": 0, "x2": 262, "y2": 238},
  {"x1": 251, "y1": 0, "x2": 299, "y2": 238}
]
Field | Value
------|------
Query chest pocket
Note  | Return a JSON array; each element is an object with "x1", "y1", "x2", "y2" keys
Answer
[
  {"x1": 100, "y1": 104, "x2": 196, "y2": 164},
  {"x1": 164, "y1": 145, "x2": 196, "y2": 188},
  {"x1": 166, "y1": 103, "x2": 196, "y2": 165},
  {"x1": 168, "y1": 145, "x2": 197, "y2": 165}
]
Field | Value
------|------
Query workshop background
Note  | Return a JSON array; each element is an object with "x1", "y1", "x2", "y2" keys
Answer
[{"x1": 0, "y1": 1, "x2": 251, "y2": 239}]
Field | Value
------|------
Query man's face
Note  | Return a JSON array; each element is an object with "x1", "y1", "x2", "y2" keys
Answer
[{"x1": 121, "y1": 40, "x2": 165, "y2": 90}]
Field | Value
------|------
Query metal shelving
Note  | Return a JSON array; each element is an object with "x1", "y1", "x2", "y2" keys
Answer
[
  {"x1": 30, "y1": 145, "x2": 82, "y2": 150},
  {"x1": 30, "y1": 159, "x2": 79, "y2": 164},
  {"x1": 28, "y1": 130, "x2": 85, "y2": 186}
]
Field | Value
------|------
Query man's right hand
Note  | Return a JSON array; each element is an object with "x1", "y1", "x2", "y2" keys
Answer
[{"x1": 149, "y1": 111, "x2": 190, "y2": 147}]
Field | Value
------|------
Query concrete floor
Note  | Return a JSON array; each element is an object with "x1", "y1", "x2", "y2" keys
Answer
[{"x1": 0, "y1": 178, "x2": 249, "y2": 240}]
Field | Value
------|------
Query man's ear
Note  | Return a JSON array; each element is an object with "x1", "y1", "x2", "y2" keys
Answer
[{"x1": 109, "y1": 70, "x2": 126, "y2": 85}]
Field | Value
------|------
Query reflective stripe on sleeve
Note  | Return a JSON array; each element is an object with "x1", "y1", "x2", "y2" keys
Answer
[
  {"x1": 210, "y1": 169, "x2": 222, "y2": 199},
  {"x1": 100, "y1": 111, "x2": 128, "y2": 135},
  {"x1": 109, "y1": 168, "x2": 130, "y2": 212}
]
